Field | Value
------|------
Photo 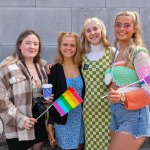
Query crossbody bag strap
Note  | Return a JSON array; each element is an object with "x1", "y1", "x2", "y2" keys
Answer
[
  {"x1": 34, "y1": 63, "x2": 43, "y2": 83},
  {"x1": 23, "y1": 61, "x2": 43, "y2": 83}
]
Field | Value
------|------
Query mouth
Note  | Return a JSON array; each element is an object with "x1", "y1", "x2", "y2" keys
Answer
[
  {"x1": 118, "y1": 32, "x2": 126, "y2": 36},
  {"x1": 64, "y1": 51, "x2": 72, "y2": 54},
  {"x1": 28, "y1": 50, "x2": 36, "y2": 53},
  {"x1": 90, "y1": 36, "x2": 98, "y2": 40}
]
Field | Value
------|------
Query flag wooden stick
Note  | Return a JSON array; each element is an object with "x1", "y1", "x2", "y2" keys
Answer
[
  {"x1": 22, "y1": 104, "x2": 53, "y2": 133},
  {"x1": 101, "y1": 79, "x2": 144, "y2": 99},
  {"x1": 36, "y1": 104, "x2": 53, "y2": 120}
]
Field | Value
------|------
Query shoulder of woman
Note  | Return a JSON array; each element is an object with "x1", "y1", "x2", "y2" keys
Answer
[
  {"x1": 133, "y1": 48, "x2": 150, "y2": 66},
  {"x1": 0, "y1": 63, "x2": 20, "y2": 83},
  {"x1": 109, "y1": 46, "x2": 118, "y2": 62},
  {"x1": 51, "y1": 63, "x2": 61, "y2": 68},
  {"x1": 110, "y1": 46, "x2": 116, "y2": 51},
  {"x1": 50, "y1": 63, "x2": 63, "y2": 73},
  {"x1": 39, "y1": 59, "x2": 48, "y2": 67},
  {"x1": 0, "y1": 55, "x2": 17, "y2": 68},
  {"x1": 3, "y1": 62, "x2": 19, "y2": 71},
  {"x1": 109, "y1": 46, "x2": 118, "y2": 54},
  {"x1": 134, "y1": 47, "x2": 149, "y2": 59},
  {"x1": 137, "y1": 46, "x2": 149, "y2": 54}
]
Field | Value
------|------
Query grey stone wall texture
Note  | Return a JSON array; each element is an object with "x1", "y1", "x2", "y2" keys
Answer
[
  {"x1": 0, "y1": 0, "x2": 150, "y2": 149},
  {"x1": 0, "y1": 0, "x2": 150, "y2": 63}
]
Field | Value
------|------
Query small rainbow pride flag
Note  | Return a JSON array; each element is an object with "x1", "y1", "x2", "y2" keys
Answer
[
  {"x1": 140, "y1": 74, "x2": 150, "y2": 85},
  {"x1": 53, "y1": 87, "x2": 83, "y2": 116},
  {"x1": 102, "y1": 74, "x2": 150, "y2": 98}
]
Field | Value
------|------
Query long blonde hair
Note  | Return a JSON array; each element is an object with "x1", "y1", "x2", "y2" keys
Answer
[
  {"x1": 55, "y1": 32, "x2": 83, "y2": 66},
  {"x1": 114, "y1": 11, "x2": 147, "y2": 65},
  {"x1": 81, "y1": 17, "x2": 110, "y2": 53}
]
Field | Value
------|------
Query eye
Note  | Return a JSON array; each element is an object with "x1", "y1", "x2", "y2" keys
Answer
[
  {"x1": 63, "y1": 43, "x2": 68, "y2": 47},
  {"x1": 115, "y1": 23, "x2": 121, "y2": 29},
  {"x1": 34, "y1": 43, "x2": 39, "y2": 46},
  {"x1": 71, "y1": 44, "x2": 76, "y2": 47},
  {"x1": 93, "y1": 27, "x2": 98, "y2": 31},
  {"x1": 26, "y1": 42, "x2": 31, "y2": 45},
  {"x1": 86, "y1": 29, "x2": 91, "y2": 33},
  {"x1": 124, "y1": 24, "x2": 131, "y2": 29}
]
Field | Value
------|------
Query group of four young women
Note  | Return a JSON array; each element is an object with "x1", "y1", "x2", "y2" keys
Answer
[{"x1": 0, "y1": 10, "x2": 150, "y2": 150}]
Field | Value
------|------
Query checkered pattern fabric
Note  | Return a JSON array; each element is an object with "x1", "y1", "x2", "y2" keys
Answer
[{"x1": 82, "y1": 49, "x2": 111, "y2": 150}]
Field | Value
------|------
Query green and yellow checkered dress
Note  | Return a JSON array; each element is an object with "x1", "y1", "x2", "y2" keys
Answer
[{"x1": 82, "y1": 48, "x2": 111, "y2": 150}]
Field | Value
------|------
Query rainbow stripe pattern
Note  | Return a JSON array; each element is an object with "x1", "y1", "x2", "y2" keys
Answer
[
  {"x1": 140, "y1": 74, "x2": 150, "y2": 85},
  {"x1": 53, "y1": 87, "x2": 83, "y2": 116}
]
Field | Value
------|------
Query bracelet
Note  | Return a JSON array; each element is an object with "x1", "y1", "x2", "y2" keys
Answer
[{"x1": 120, "y1": 93, "x2": 126, "y2": 104}]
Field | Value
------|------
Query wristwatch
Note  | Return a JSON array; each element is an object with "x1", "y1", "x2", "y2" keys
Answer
[{"x1": 120, "y1": 93, "x2": 126, "y2": 104}]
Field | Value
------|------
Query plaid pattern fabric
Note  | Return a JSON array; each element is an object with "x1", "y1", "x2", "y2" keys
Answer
[
  {"x1": 82, "y1": 48, "x2": 111, "y2": 150},
  {"x1": 0, "y1": 60, "x2": 47, "y2": 141}
]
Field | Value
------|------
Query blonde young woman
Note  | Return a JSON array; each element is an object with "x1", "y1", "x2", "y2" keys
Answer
[
  {"x1": 80, "y1": 17, "x2": 116, "y2": 150},
  {"x1": 47, "y1": 32, "x2": 85, "y2": 150},
  {"x1": 0, "y1": 30, "x2": 53, "y2": 150},
  {"x1": 105, "y1": 11, "x2": 150, "y2": 150}
]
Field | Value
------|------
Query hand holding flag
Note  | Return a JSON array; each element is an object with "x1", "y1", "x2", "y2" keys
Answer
[
  {"x1": 23, "y1": 87, "x2": 83, "y2": 133},
  {"x1": 101, "y1": 74, "x2": 150, "y2": 98}
]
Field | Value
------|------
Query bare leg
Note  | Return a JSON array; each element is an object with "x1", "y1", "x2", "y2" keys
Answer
[
  {"x1": 77, "y1": 143, "x2": 84, "y2": 150},
  {"x1": 110, "y1": 129, "x2": 115, "y2": 139},
  {"x1": 108, "y1": 132, "x2": 147, "y2": 150}
]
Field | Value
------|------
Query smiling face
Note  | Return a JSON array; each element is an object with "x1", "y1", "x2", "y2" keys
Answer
[
  {"x1": 19, "y1": 34, "x2": 40, "y2": 61},
  {"x1": 84, "y1": 21, "x2": 102, "y2": 45},
  {"x1": 60, "y1": 36, "x2": 77, "y2": 59},
  {"x1": 114, "y1": 15, "x2": 136, "y2": 43}
]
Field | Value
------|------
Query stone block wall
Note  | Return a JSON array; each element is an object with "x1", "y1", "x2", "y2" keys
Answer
[
  {"x1": 0, "y1": 0, "x2": 150, "y2": 149},
  {"x1": 0, "y1": 0, "x2": 150, "y2": 63}
]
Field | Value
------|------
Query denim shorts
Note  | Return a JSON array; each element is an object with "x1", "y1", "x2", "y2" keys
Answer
[{"x1": 110, "y1": 103, "x2": 150, "y2": 138}]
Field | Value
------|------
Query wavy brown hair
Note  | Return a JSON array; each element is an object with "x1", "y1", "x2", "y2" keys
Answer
[
  {"x1": 16, "y1": 30, "x2": 42, "y2": 63},
  {"x1": 55, "y1": 32, "x2": 83, "y2": 66},
  {"x1": 0, "y1": 30, "x2": 42, "y2": 68}
]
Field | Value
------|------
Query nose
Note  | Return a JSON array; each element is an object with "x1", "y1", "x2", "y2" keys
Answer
[
  {"x1": 66, "y1": 45, "x2": 71, "y2": 49},
  {"x1": 30, "y1": 43, "x2": 34, "y2": 48},
  {"x1": 120, "y1": 25, "x2": 125, "y2": 30},
  {"x1": 91, "y1": 30, "x2": 95, "y2": 34}
]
